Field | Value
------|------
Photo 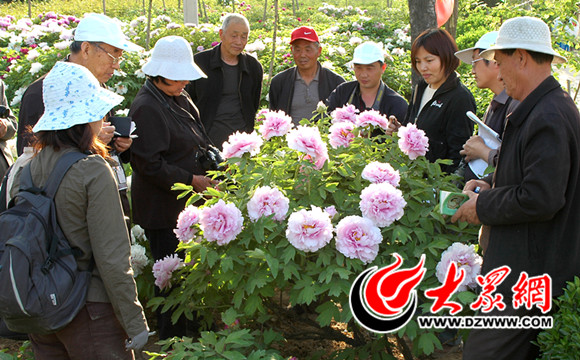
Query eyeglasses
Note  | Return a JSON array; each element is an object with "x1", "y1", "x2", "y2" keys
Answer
[
  {"x1": 471, "y1": 58, "x2": 486, "y2": 66},
  {"x1": 94, "y1": 43, "x2": 124, "y2": 65}
]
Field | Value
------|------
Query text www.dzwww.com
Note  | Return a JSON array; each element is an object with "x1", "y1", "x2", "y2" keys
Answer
[{"x1": 417, "y1": 316, "x2": 553, "y2": 329}]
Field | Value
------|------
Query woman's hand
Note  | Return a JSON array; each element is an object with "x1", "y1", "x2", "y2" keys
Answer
[
  {"x1": 113, "y1": 136, "x2": 132, "y2": 153},
  {"x1": 386, "y1": 115, "x2": 402, "y2": 136},
  {"x1": 191, "y1": 175, "x2": 219, "y2": 193},
  {"x1": 98, "y1": 121, "x2": 115, "y2": 144},
  {"x1": 460, "y1": 135, "x2": 491, "y2": 163}
]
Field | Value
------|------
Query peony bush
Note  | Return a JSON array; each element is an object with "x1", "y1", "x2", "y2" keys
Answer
[{"x1": 156, "y1": 106, "x2": 479, "y2": 358}]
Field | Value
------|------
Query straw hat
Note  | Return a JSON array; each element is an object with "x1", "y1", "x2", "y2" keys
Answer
[
  {"x1": 479, "y1": 16, "x2": 566, "y2": 64},
  {"x1": 142, "y1": 36, "x2": 207, "y2": 81},
  {"x1": 33, "y1": 62, "x2": 124, "y2": 132},
  {"x1": 455, "y1": 31, "x2": 499, "y2": 64}
]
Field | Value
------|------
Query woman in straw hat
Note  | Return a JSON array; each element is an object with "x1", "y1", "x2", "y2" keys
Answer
[
  {"x1": 8, "y1": 61, "x2": 149, "y2": 359},
  {"x1": 129, "y1": 35, "x2": 216, "y2": 339}
]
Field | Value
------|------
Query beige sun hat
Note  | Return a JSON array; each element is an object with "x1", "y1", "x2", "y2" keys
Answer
[
  {"x1": 479, "y1": 16, "x2": 566, "y2": 64},
  {"x1": 142, "y1": 36, "x2": 207, "y2": 81},
  {"x1": 455, "y1": 31, "x2": 499, "y2": 64}
]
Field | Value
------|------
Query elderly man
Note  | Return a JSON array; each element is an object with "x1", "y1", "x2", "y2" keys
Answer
[
  {"x1": 185, "y1": 13, "x2": 263, "y2": 150},
  {"x1": 16, "y1": 13, "x2": 142, "y2": 226},
  {"x1": 17, "y1": 13, "x2": 141, "y2": 155},
  {"x1": 452, "y1": 17, "x2": 580, "y2": 360},
  {"x1": 455, "y1": 31, "x2": 519, "y2": 181},
  {"x1": 269, "y1": 26, "x2": 345, "y2": 124},
  {"x1": 326, "y1": 41, "x2": 407, "y2": 120}
]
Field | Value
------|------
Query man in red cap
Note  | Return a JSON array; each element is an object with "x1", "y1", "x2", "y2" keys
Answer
[{"x1": 269, "y1": 26, "x2": 344, "y2": 124}]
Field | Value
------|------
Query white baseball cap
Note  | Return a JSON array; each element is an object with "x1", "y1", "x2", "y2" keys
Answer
[
  {"x1": 480, "y1": 16, "x2": 566, "y2": 64},
  {"x1": 351, "y1": 42, "x2": 385, "y2": 65},
  {"x1": 142, "y1": 36, "x2": 207, "y2": 81},
  {"x1": 455, "y1": 31, "x2": 499, "y2": 64},
  {"x1": 34, "y1": 62, "x2": 124, "y2": 132},
  {"x1": 74, "y1": 13, "x2": 142, "y2": 52}
]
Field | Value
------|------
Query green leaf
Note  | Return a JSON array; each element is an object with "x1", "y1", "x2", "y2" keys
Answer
[
  {"x1": 207, "y1": 250, "x2": 220, "y2": 267},
  {"x1": 225, "y1": 329, "x2": 254, "y2": 347},
  {"x1": 281, "y1": 246, "x2": 295, "y2": 264},
  {"x1": 417, "y1": 332, "x2": 441, "y2": 355},
  {"x1": 262, "y1": 329, "x2": 283, "y2": 346},
  {"x1": 221, "y1": 256, "x2": 233, "y2": 272},
  {"x1": 265, "y1": 254, "x2": 280, "y2": 278}
]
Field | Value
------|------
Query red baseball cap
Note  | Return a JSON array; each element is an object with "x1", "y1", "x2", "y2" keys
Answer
[{"x1": 290, "y1": 26, "x2": 319, "y2": 44}]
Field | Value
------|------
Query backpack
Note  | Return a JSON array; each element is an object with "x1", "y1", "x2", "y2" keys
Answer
[{"x1": 0, "y1": 151, "x2": 92, "y2": 334}]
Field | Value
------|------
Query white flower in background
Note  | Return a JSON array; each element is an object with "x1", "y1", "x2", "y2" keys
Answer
[
  {"x1": 53, "y1": 40, "x2": 71, "y2": 50},
  {"x1": 336, "y1": 46, "x2": 346, "y2": 56},
  {"x1": 59, "y1": 29, "x2": 74, "y2": 40},
  {"x1": 245, "y1": 39, "x2": 266, "y2": 52},
  {"x1": 166, "y1": 22, "x2": 181, "y2": 29},
  {"x1": 26, "y1": 49, "x2": 40, "y2": 61},
  {"x1": 154, "y1": 15, "x2": 171, "y2": 23},
  {"x1": 392, "y1": 48, "x2": 405, "y2": 57},
  {"x1": 116, "y1": 108, "x2": 130, "y2": 117},
  {"x1": 349, "y1": 37, "x2": 363, "y2": 46},
  {"x1": 130, "y1": 243, "x2": 149, "y2": 277},
  {"x1": 135, "y1": 68, "x2": 146, "y2": 78},
  {"x1": 113, "y1": 69, "x2": 127, "y2": 77},
  {"x1": 131, "y1": 225, "x2": 146, "y2": 244},
  {"x1": 29, "y1": 62, "x2": 43, "y2": 75},
  {"x1": 114, "y1": 83, "x2": 128, "y2": 95},
  {"x1": 10, "y1": 87, "x2": 27, "y2": 107},
  {"x1": 320, "y1": 61, "x2": 335, "y2": 70}
]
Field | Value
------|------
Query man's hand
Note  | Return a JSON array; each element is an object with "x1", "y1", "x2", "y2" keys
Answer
[
  {"x1": 386, "y1": 115, "x2": 401, "y2": 136},
  {"x1": 98, "y1": 121, "x2": 115, "y2": 144},
  {"x1": 191, "y1": 175, "x2": 219, "y2": 193},
  {"x1": 114, "y1": 136, "x2": 132, "y2": 153},
  {"x1": 460, "y1": 135, "x2": 491, "y2": 163}
]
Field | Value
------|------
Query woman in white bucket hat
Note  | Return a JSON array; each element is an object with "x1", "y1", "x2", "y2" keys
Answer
[
  {"x1": 129, "y1": 36, "x2": 216, "y2": 339},
  {"x1": 8, "y1": 61, "x2": 149, "y2": 359}
]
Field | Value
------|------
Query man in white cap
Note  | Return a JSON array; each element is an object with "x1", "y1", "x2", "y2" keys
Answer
[
  {"x1": 455, "y1": 31, "x2": 519, "y2": 182},
  {"x1": 16, "y1": 13, "x2": 142, "y2": 226},
  {"x1": 17, "y1": 13, "x2": 141, "y2": 154},
  {"x1": 326, "y1": 41, "x2": 407, "y2": 121},
  {"x1": 452, "y1": 16, "x2": 580, "y2": 360},
  {"x1": 269, "y1": 26, "x2": 344, "y2": 124}
]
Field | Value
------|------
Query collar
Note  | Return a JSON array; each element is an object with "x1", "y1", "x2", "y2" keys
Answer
[
  {"x1": 295, "y1": 64, "x2": 320, "y2": 82},
  {"x1": 492, "y1": 89, "x2": 510, "y2": 105},
  {"x1": 209, "y1": 44, "x2": 249, "y2": 73},
  {"x1": 507, "y1": 76, "x2": 560, "y2": 127}
]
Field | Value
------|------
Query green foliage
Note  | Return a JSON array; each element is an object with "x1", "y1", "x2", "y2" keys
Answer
[
  {"x1": 0, "y1": 341, "x2": 34, "y2": 360},
  {"x1": 536, "y1": 277, "x2": 580, "y2": 359}
]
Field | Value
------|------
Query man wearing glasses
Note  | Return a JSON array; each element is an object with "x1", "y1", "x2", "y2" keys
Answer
[
  {"x1": 16, "y1": 13, "x2": 141, "y2": 155},
  {"x1": 454, "y1": 31, "x2": 519, "y2": 182}
]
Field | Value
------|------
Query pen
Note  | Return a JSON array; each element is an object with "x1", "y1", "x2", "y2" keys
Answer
[{"x1": 474, "y1": 186, "x2": 481, "y2": 194}]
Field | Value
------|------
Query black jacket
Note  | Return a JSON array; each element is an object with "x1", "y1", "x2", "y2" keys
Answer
[
  {"x1": 130, "y1": 80, "x2": 209, "y2": 229},
  {"x1": 403, "y1": 72, "x2": 475, "y2": 173},
  {"x1": 268, "y1": 63, "x2": 345, "y2": 115},
  {"x1": 185, "y1": 44, "x2": 263, "y2": 140},
  {"x1": 325, "y1": 80, "x2": 408, "y2": 121},
  {"x1": 477, "y1": 76, "x2": 580, "y2": 298}
]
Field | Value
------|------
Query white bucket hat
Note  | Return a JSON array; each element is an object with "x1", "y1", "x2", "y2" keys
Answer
[
  {"x1": 33, "y1": 62, "x2": 124, "y2": 132},
  {"x1": 480, "y1": 16, "x2": 566, "y2": 64},
  {"x1": 74, "y1": 13, "x2": 142, "y2": 52},
  {"x1": 455, "y1": 31, "x2": 499, "y2": 64},
  {"x1": 351, "y1": 42, "x2": 385, "y2": 65},
  {"x1": 142, "y1": 36, "x2": 207, "y2": 81}
]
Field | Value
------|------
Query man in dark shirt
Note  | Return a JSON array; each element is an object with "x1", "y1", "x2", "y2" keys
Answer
[
  {"x1": 453, "y1": 17, "x2": 580, "y2": 360},
  {"x1": 325, "y1": 41, "x2": 407, "y2": 121},
  {"x1": 186, "y1": 13, "x2": 263, "y2": 150},
  {"x1": 269, "y1": 26, "x2": 344, "y2": 124},
  {"x1": 455, "y1": 31, "x2": 518, "y2": 181}
]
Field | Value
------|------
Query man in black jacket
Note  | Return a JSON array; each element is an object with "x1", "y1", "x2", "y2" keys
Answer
[
  {"x1": 453, "y1": 17, "x2": 580, "y2": 360},
  {"x1": 268, "y1": 26, "x2": 344, "y2": 124},
  {"x1": 325, "y1": 41, "x2": 407, "y2": 121},
  {"x1": 185, "y1": 13, "x2": 263, "y2": 150}
]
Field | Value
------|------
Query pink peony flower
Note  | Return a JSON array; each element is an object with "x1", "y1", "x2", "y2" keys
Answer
[
  {"x1": 246, "y1": 186, "x2": 290, "y2": 222},
  {"x1": 200, "y1": 200, "x2": 244, "y2": 245},
  {"x1": 361, "y1": 161, "x2": 400, "y2": 187},
  {"x1": 287, "y1": 126, "x2": 329, "y2": 169},
  {"x1": 335, "y1": 216, "x2": 383, "y2": 264},
  {"x1": 286, "y1": 206, "x2": 333, "y2": 252},
  {"x1": 359, "y1": 182, "x2": 406, "y2": 227},
  {"x1": 222, "y1": 131, "x2": 263, "y2": 159},
  {"x1": 174, "y1": 205, "x2": 201, "y2": 242},
  {"x1": 324, "y1": 205, "x2": 338, "y2": 219},
  {"x1": 258, "y1": 110, "x2": 294, "y2": 140},
  {"x1": 356, "y1": 110, "x2": 389, "y2": 130},
  {"x1": 398, "y1": 123, "x2": 429, "y2": 160},
  {"x1": 436, "y1": 242, "x2": 482, "y2": 292},
  {"x1": 152, "y1": 254, "x2": 182, "y2": 290},
  {"x1": 328, "y1": 121, "x2": 356, "y2": 149},
  {"x1": 255, "y1": 108, "x2": 269, "y2": 123},
  {"x1": 331, "y1": 104, "x2": 357, "y2": 124}
]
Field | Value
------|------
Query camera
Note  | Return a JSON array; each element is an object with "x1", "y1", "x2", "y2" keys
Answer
[
  {"x1": 196, "y1": 145, "x2": 225, "y2": 172},
  {"x1": 0, "y1": 105, "x2": 10, "y2": 119}
]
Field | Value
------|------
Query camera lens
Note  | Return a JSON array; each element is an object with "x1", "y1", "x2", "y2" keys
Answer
[{"x1": 0, "y1": 105, "x2": 9, "y2": 118}]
